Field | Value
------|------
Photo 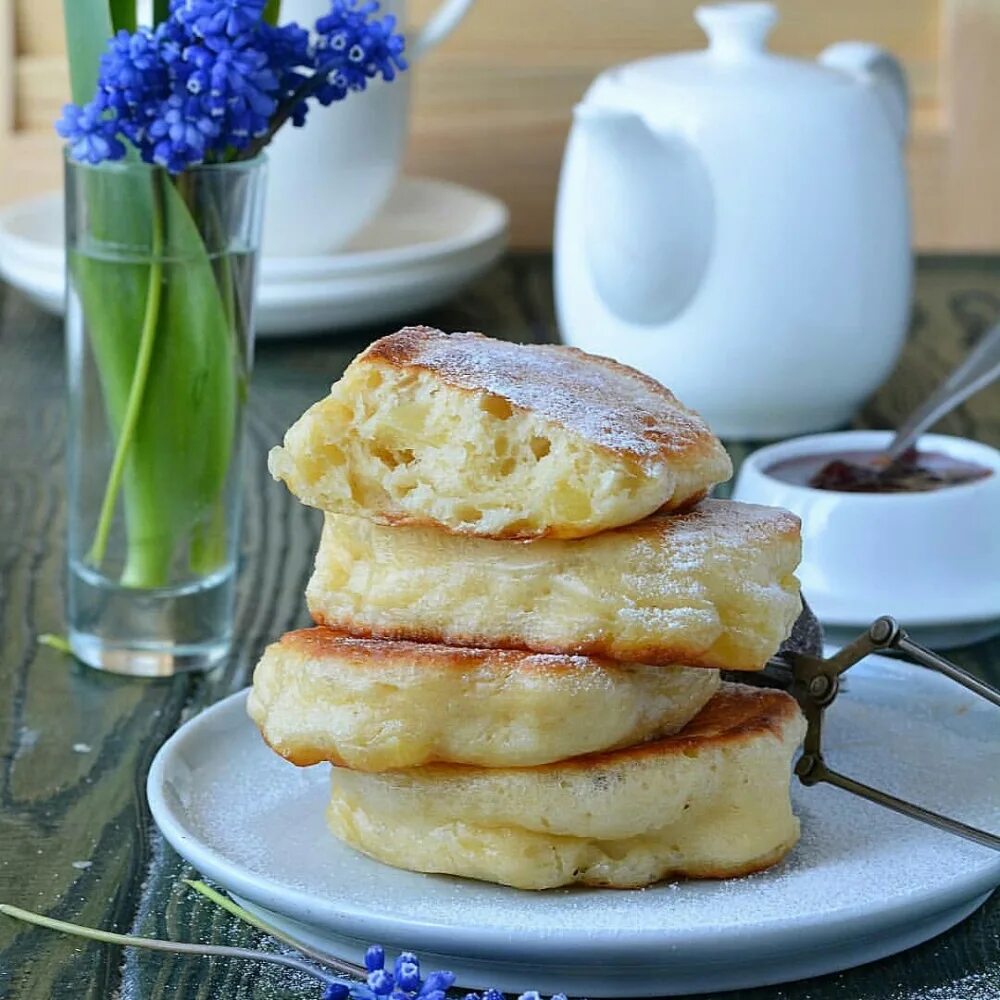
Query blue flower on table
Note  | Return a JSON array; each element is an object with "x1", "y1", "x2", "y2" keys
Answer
[{"x1": 55, "y1": 95, "x2": 126, "y2": 164}]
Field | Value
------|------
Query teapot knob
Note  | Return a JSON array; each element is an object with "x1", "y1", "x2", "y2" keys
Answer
[{"x1": 695, "y1": 2, "x2": 777, "y2": 59}]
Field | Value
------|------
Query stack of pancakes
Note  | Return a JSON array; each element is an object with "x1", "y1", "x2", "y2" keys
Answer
[{"x1": 250, "y1": 327, "x2": 807, "y2": 891}]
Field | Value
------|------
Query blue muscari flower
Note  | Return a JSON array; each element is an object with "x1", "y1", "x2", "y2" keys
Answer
[
  {"x1": 393, "y1": 953, "x2": 422, "y2": 993},
  {"x1": 187, "y1": 41, "x2": 277, "y2": 122},
  {"x1": 57, "y1": 0, "x2": 407, "y2": 166},
  {"x1": 365, "y1": 945, "x2": 386, "y2": 973},
  {"x1": 313, "y1": 0, "x2": 407, "y2": 106},
  {"x1": 173, "y1": 0, "x2": 267, "y2": 42},
  {"x1": 147, "y1": 92, "x2": 220, "y2": 171},
  {"x1": 417, "y1": 970, "x2": 456, "y2": 997},
  {"x1": 368, "y1": 968, "x2": 395, "y2": 996},
  {"x1": 100, "y1": 28, "x2": 169, "y2": 113},
  {"x1": 322, "y1": 985, "x2": 351, "y2": 1000},
  {"x1": 55, "y1": 95, "x2": 126, "y2": 164}
]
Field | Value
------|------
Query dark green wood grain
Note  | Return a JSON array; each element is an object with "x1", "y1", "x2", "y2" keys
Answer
[{"x1": 0, "y1": 256, "x2": 997, "y2": 1000}]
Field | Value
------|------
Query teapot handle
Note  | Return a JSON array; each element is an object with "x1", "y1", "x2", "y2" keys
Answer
[
  {"x1": 819, "y1": 42, "x2": 909, "y2": 141},
  {"x1": 409, "y1": 0, "x2": 477, "y2": 61}
]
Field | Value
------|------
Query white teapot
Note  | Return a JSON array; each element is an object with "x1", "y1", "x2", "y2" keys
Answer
[{"x1": 555, "y1": 2, "x2": 912, "y2": 438}]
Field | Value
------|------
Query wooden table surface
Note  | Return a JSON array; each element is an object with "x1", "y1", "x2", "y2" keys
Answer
[{"x1": 0, "y1": 254, "x2": 998, "y2": 1000}]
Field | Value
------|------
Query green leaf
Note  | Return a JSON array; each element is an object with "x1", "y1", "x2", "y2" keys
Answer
[
  {"x1": 152, "y1": 0, "x2": 171, "y2": 25},
  {"x1": 69, "y1": 167, "x2": 240, "y2": 588},
  {"x1": 61, "y1": 0, "x2": 113, "y2": 103},
  {"x1": 109, "y1": 0, "x2": 137, "y2": 33},
  {"x1": 263, "y1": 0, "x2": 282, "y2": 26}
]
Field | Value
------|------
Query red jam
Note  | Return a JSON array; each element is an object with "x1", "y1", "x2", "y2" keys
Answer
[{"x1": 766, "y1": 448, "x2": 993, "y2": 494}]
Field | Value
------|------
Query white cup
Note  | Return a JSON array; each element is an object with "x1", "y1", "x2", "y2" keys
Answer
[{"x1": 262, "y1": 0, "x2": 476, "y2": 257}]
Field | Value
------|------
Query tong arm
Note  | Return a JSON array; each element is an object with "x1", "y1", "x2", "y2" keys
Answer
[{"x1": 782, "y1": 617, "x2": 1000, "y2": 852}]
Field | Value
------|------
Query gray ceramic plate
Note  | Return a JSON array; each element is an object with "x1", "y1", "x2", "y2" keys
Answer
[{"x1": 147, "y1": 654, "x2": 1000, "y2": 997}]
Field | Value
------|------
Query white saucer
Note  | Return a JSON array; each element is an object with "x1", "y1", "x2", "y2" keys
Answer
[
  {"x1": 147, "y1": 655, "x2": 999, "y2": 997},
  {"x1": 0, "y1": 178, "x2": 508, "y2": 336}
]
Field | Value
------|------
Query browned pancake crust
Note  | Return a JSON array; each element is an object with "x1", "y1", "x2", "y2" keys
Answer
[
  {"x1": 278, "y1": 626, "x2": 656, "y2": 677},
  {"x1": 360, "y1": 326, "x2": 726, "y2": 469}
]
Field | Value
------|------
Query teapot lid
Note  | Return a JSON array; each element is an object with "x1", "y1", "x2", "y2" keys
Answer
[{"x1": 606, "y1": 2, "x2": 854, "y2": 96}]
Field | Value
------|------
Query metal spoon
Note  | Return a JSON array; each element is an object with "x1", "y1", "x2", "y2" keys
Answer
[{"x1": 884, "y1": 319, "x2": 1000, "y2": 462}]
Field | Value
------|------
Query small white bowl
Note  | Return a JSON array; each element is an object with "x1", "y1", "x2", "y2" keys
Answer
[{"x1": 732, "y1": 431, "x2": 1000, "y2": 648}]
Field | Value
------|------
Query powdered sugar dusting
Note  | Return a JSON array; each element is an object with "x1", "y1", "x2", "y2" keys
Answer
[
  {"x1": 634, "y1": 497, "x2": 801, "y2": 545},
  {"x1": 362, "y1": 328, "x2": 719, "y2": 461}
]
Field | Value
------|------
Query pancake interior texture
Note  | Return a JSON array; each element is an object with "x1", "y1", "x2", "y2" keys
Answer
[
  {"x1": 247, "y1": 627, "x2": 721, "y2": 770},
  {"x1": 308, "y1": 499, "x2": 802, "y2": 670},
  {"x1": 268, "y1": 327, "x2": 732, "y2": 540},
  {"x1": 326, "y1": 684, "x2": 807, "y2": 890}
]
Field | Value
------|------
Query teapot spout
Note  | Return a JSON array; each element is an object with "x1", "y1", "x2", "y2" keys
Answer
[{"x1": 572, "y1": 104, "x2": 713, "y2": 326}]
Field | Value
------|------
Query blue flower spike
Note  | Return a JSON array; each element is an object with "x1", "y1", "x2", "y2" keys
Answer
[
  {"x1": 307, "y1": 944, "x2": 573, "y2": 1000},
  {"x1": 56, "y1": 0, "x2": 407, "y2": 171},
  {"x1": 368, "y1": 967, "x2": 396, "y2": 996},
  {"x1": 365, "y1": 944, "x2": 387, "y2": 972},
  {"x1": 418, "y1": 970, "x2": 457, "y2": 998},
  {"x1": 394, "y1": 952, "x2": 422, "y2": 992},
  {"x1": 56, "y1": 95, "x2": 127, "y2": 165}
]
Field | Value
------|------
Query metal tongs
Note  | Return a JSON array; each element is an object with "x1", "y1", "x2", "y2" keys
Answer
[{"x1": 745, "y1": 616, "x2": 1000, "y2": 851}]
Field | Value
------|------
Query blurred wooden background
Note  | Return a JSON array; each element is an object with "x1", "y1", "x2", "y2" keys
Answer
[{"x1": 2, "y1": 0, "x2": 999, "y2": 249}]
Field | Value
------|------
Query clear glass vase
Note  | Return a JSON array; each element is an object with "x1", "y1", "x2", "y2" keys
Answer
[{"x1": 65, "y1": 156, "x2": 267, "y2": 676}]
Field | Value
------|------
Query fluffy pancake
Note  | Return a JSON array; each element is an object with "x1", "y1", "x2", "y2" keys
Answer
[
  {"x1": 268, "y1": 327, "x2": 732, "y2": 540},
  {"x1": 308, "y1": 499, "x2": 802, "y2": 670},
  {"x1": 247, "y1": 627, "x2": 720, "y2": 770},
  {"x1": 326, "y1": 684, "x2": 806, "y2": 890}
]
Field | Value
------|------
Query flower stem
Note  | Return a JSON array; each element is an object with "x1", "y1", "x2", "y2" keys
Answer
[
  {"x1": 86, "y1": 169, "x2": 165, "y2": 574},
  {"x1": 0, "y1": 903, "x2": 337, "y2": 985},
  {"x1": 184, "y1": 880, "x2": 365, "y2": 979},
  {"x1": 38, "y1": 633, "x2": 72, "y2": 654},
  {"x1": 243, "y1": 74, "x2": 323, "y2": 159}
]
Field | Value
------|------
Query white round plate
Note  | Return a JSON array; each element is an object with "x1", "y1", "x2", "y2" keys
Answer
[
  {"x1": 147, "y1": 656, "x2": 1000, "y2": 998},
  {"x1": 0, "y1": 178, "x2": 507, "y2": 337}
]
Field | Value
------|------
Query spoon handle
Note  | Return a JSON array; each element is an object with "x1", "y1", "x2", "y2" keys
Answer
[{"x1": 885, "y1": 320, "x2": 1000, "y2": 461}]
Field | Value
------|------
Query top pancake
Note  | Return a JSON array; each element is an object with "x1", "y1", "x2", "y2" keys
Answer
[{"x1": 268, "y1": 327, "x2": 732, "y2": 539}]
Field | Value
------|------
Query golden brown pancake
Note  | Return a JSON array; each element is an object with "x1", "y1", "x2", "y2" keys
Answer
[
  {"x1": 308, "y1": 499, "x2": 802, "y2": 671},
  {"x1": 268, "y1": 327, "x2": 732, "y2": 540},
  {"x1": 247, "y1": 626, "x2": 720, "y2": 770},
  {"x1": 326, "y1": 684, "x2": 806, "y2": 889}
]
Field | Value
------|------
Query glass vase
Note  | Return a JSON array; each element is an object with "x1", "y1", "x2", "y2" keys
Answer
[{"x1": 65, "y1": 156, "x2": 267, "y2": 676}]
